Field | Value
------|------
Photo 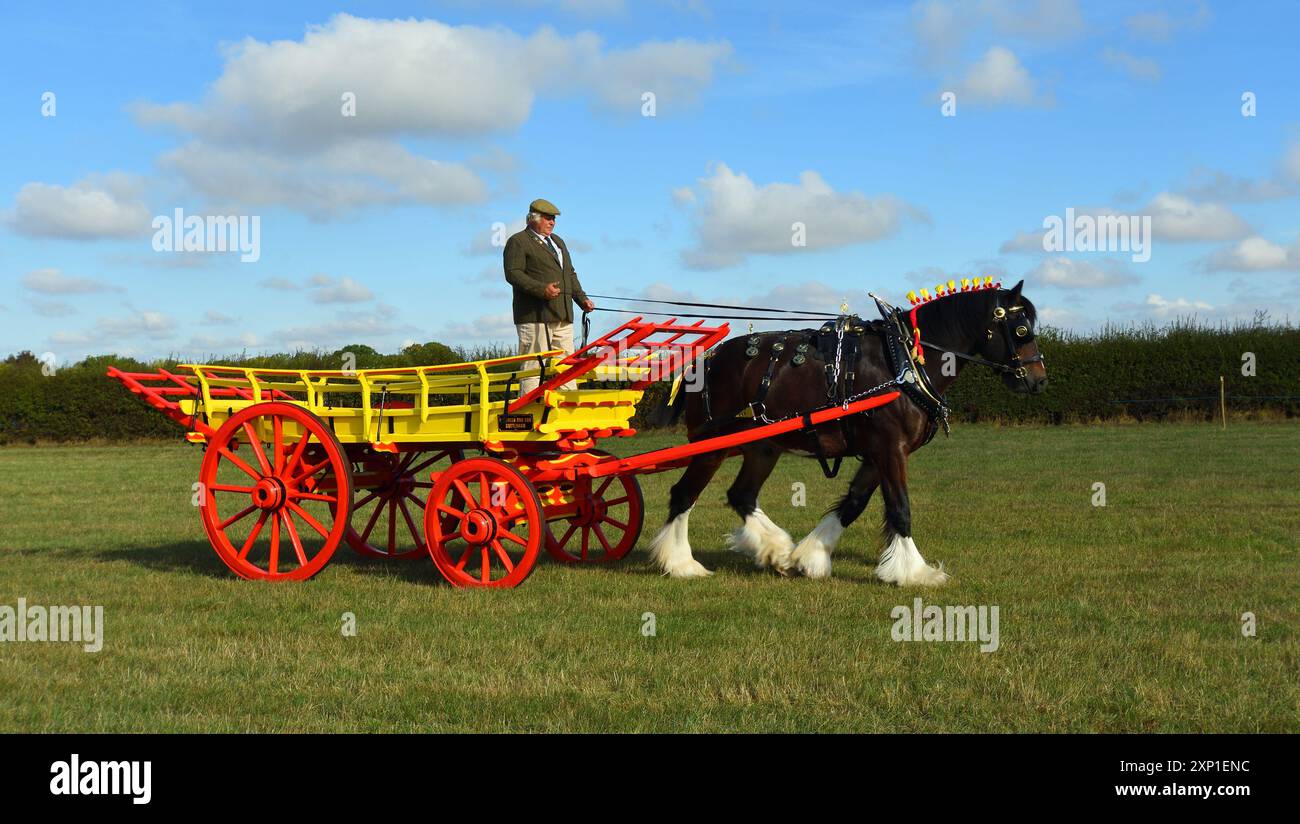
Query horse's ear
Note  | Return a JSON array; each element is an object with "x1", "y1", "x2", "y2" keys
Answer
[{"x1": 1009, "y1": 279, "x2": 1024, "y2": 300}]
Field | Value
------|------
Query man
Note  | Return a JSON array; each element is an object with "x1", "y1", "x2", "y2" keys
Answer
[{"x1": 504, "y1": 198, "x2": 596, "y2": 395}]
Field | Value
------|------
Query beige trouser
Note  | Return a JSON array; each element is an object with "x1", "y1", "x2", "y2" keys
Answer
[{"x1": 517, "y1": 321, "x2": 577, "y2": 395}]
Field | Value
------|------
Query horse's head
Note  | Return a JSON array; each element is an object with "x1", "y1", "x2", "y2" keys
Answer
[{"x1": 974, "y1": 280, "x2": 1048, "y2": 394}]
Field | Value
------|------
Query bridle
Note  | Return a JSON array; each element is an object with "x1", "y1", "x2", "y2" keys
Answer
[{"x1": 916, "y1": 293, "x2": 1045, "y2": 388}]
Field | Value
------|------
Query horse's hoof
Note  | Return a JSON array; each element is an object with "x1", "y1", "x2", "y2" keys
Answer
[
  {"x1": 664, "y1": 560, "x2": 713, "y2": 579},
  {"x1": 796, "y1": 548, "x2": 832, "y2": 579}
]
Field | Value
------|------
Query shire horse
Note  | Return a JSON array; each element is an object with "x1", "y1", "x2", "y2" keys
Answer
[{"x1": 648, "y1": 279, "x2": 1047, "y2": 584}]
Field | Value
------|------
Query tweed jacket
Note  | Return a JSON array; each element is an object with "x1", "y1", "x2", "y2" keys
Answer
[{"x1": 503, "y1": 229, "x2": 589, "y2": 324}]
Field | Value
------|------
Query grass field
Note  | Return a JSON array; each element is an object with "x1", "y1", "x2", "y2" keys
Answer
[{"x1": 0, "y1": 422, "x2": 1296, "y2": 732}]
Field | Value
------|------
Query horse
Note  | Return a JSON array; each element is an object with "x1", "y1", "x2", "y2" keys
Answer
[{"x1": 646, "y1": 279, "x2": 1047, "y2": 584}]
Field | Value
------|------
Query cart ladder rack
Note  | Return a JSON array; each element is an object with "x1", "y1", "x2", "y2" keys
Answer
[{"x1": 507, "y1": 316, "x2": 729, "y2": 413}]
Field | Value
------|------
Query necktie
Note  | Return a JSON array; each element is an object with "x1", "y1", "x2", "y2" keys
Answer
[{"x1": 546, "y1": 237, "x2": 561, "y2": 264}]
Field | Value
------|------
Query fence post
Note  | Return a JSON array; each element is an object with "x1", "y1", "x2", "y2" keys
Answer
[{"x1": 1220, "y1": 375, "x2": 1227, "y2": 430}]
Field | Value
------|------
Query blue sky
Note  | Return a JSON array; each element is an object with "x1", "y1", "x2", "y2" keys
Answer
[{"x1": 2, "y1": 0, "x2": 1298, "y2": 362}]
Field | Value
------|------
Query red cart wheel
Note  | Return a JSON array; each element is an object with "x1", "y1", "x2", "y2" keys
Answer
[
  {"x1": 341, "y1": 448, "x2": 464, "y2": 559},
  {"x1": 198, "y1": 402, "x2": 352, "y2": 581},
  {"x1": 544, "y1": 468, "x2": 644, "y2": 563},
  {"x1": 424, "y1": 457, "x2": 543, "y2": 588}
]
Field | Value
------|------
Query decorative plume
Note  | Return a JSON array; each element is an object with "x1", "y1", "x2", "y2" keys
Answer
[{"x1": 907, "y1": 275, "x2": 1002, "y2": 305}]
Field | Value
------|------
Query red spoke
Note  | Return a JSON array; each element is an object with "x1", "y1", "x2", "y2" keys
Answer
[
  {"x1": 219, "y1": 447, "x2": 263, "y2": 481},
  {"x1": 605, "y1": 496, "x2": 631, "y2": 506},
  {"x1": 452, "y1": 479, "x2": 476, "y2": 509},
  {"x1": 386, "y1": 498, "x2": 397, "y2": 552},
  {"x1": 292, "y1": 457, "x2": 333, "y2": 484},
  {"x1": 411, "y1": 481, "x2": 434, "y2": 489},
  {"x1": 402, "y1": 491, "x2": 427, "y2": 510},
  {"x1": 268, "y1": 513, "x2": 280, "y2": 574},
  {"x1": 397, "y1": 452, "x2": 416, "y2": 472},
  {"x1": 480, "y1": 546, "x2": 491, "y2": 583},
  {"x1": 398, "y1": 497, "x2": 422, "y2": 547},
  {"x1": 407, "y1": 455, "x2": 441, "y2": 476},
  {"x1": 455, "y1": 542, "x2": 474, "y2": 570},
  {"x1": 491, "y1": 539, "x2": 515, "y2": 573},
  {"x1": 557, "y1": 521, "x2": 578, "y2": 549},
  {"x1": 352, "y1": 489, "x2": 379, "y2": 512},
  {"x1": 272, "y1": 416, "x2": 284, "y2": 473},
  {"x1": 291, "y1": 491, "x2": 336, "y2": 503},
  {"x1": 283, "y1": 431, "x2": 313, "y2": 478},
  {"x1": 604, "y1": 516, "x2": 628, "y2": 530},
  {"x1": 436, "y1": 503, "x2": 467, "y2": 521},
  {"x1": 242, "y1": 422, "x2": 273, "y2": 475},
  {"x1": 499, "y1": 529, "x2": 527, "y2": 546},
  {"x1": 360, "y1": 497, "x2": 385, "y2": 540},
  {"x1": 238, "y1": 513, "x2": 269, "y2": 560},
  {"x1": 594, "y1": 523, "x2": 614, "y2": 554},
  {"x1": 209, "y1": 483, "x2": 255, "y2": 494},
  {"x1": 286, "y1": 500, "x2": 331, "y2": 539},
  {"x1": 595, "y1": 476, "x2": 615, "y2": 498},
  {"x1": 479, "y1": 473, "x2": 490, "y2": 507},
  {"x1": 219, "y1": 504, "x2": 258, "y2": 530},
  {"x1": 281, "y1": 511, "x2": 309, "y2": 567}
]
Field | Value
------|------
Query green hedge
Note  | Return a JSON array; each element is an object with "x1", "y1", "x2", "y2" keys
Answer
[
  {"x1": 0, "y1": 342, "x2": 513, "y2": 444},
  {"x1": 2, "y1": 320, "x2": 1296, "y2": 444}
]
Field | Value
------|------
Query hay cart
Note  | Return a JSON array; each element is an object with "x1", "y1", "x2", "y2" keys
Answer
[{"x1": 108, "y1": 317, "x2": 900, "y2": 587}]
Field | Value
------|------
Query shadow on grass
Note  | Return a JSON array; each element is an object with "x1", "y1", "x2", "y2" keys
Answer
[{"x1": 81, "y1": 538, "x2": 720, "y2": 586}]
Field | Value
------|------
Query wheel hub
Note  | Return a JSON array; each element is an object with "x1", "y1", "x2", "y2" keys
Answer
[
  {"x1": 573, "y1": 494, "x2": 606, "y2": 527},
  {"x1": 460, "y1": 509, "x2": 498, "y2": 544},
  {"x1": 251, "y1": 477, "x2": 288, "y2": 511}
]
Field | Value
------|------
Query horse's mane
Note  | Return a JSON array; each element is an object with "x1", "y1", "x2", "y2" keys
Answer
[{"x1": 907, "y1": 279, "x2": 1037, "y2": 341}]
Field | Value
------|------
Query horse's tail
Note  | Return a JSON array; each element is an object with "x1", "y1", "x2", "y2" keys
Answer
[{"x1": 649, "y1": 376, "x2": 689, "y2": 428}]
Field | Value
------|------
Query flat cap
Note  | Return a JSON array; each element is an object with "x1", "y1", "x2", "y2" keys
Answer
[{"x1": 529, "y1": 198, "x2": 560, "y2": 216}]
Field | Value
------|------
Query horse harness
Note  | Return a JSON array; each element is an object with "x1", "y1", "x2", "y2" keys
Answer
[{"x1": 696, "y1": 292, "x2": 1039, "y2": 479}]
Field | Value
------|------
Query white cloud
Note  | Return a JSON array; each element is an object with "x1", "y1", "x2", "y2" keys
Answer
[
  {"x1": 132, "y1": 15, "x2": 730, "y2": 218},
  {"x1": 1124, "y1": 12, "x2": 1174, "y2": 42},
  {"x1": 999, "y1": 229, "x2": 1048, "y2": 253},
  {"x1": 1178, "y1": 168, "x2": 1294, "y2": 202},
  {"x1": 203, "y1": 310, "x2": 238, "y2": 324},
  {"x1": 913, "y1": 0, "x2": 1085, "y2": 66},
  {"x1": 309, "y1": 275, "x2": 374, "y2": 303},
  {"x1": 21, "y1": 268, "x2": 121, "y2": 294},
  {"x1": 1204, "y1": 236, "x2": 1300, "y2": 272},
  {"x1": 1125, "y1": 3, "x2": 1210, "y2": 42},
  {"x1": 1284, "y1": 143, "x2": 1300, "y2": 184},
  {"x1": 1099, "y1": 47, "x2": 1160, "y2": 81},
  {"x1": 1025, "y1": 256, "x2": 1139, "y2": 288},
  {"x1": 434, "y1": 312, "x2": 518, "y2": 343},
  {"x1": 953, "y1": 46, "x2": 1038, "y2": 106},
  {"x1": 184, "y1": 332, "x2": 262, "y2": 351},
  {"x1": 980, "y1": 0, "x2": 1085, "y2": 41},
  {"x1": 27, "y1": 299, "x2": 76, "y2": 318},
  {"x1": 260, "y1": 277, "x2": 299, "y2": 290},
  {"x1": 1145, "y1": 192, "x2": 1250, "y2": 242},
  {"x1": 676, "y1": 163, "x2": 923, "y2": 270},
  {"x1": 157, "y1": 140, "x2": 486, "y2": 220},
  {"x1": 50, "y1": 310, "x2": 177, "y2": 348},
  {"x1": 1143, "y1": 293, "x2": 1213, "y2": 318},
  {"x1": 275, "y1": 311, "x2": 418, "y2": 350},
  {"x1": 4, "y1": 175, "x2": 151, "y2": 240}
]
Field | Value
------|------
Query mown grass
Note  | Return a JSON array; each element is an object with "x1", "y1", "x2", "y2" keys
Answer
[{"x1": 0, "y1": 422, "x2": 1295, "y2": 732}]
